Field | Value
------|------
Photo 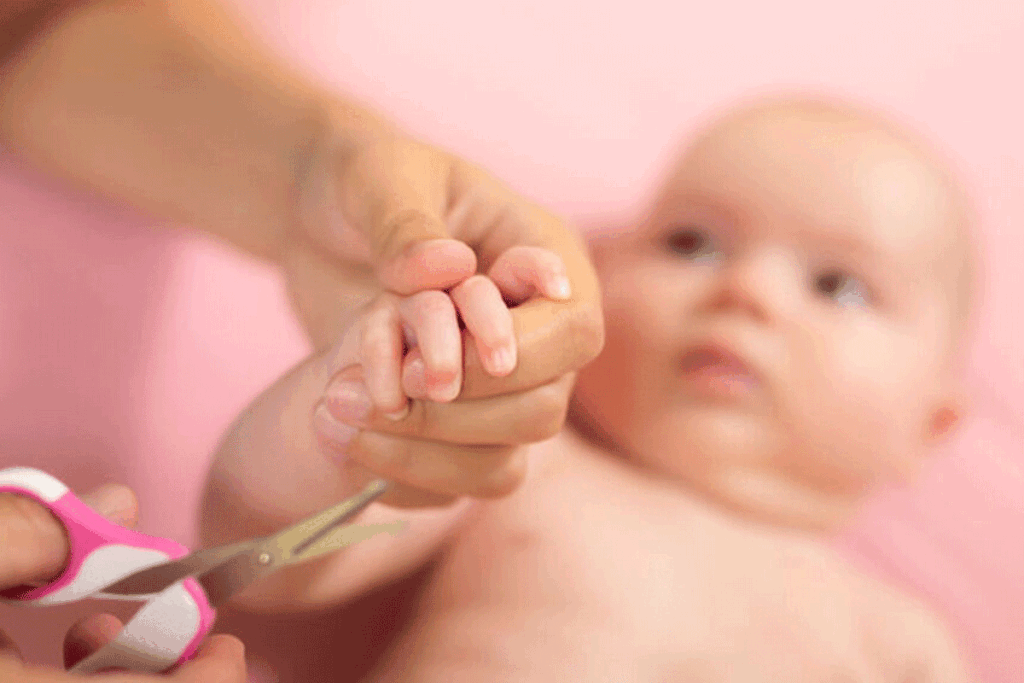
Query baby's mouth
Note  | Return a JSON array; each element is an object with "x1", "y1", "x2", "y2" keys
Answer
[{"x1": 679, "y1": 344, "x2": 760, "y2": 399}]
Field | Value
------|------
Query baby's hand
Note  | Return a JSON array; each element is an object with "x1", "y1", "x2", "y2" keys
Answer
[{"x1": 359, "y1": 246, "x2": 570, "y2": 417}]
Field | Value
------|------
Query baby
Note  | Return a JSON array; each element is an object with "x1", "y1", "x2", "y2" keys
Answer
[{"x1": 201, "y1": 97, "x2": 976, "y2": 681}]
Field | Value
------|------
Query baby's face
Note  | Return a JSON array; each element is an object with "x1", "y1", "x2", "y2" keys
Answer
[{"x1": 573, "y1": 103, "x2": 968, "y2": 528}]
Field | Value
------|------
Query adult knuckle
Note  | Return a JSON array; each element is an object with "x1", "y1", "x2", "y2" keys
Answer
[
  {"x1": 473, "y1": 447, "x2": 526, "y2": 498},
  {"x1": 372, "y1": 438, "x2": 415, "y2": 479},
  {"x1": 519, "y1": 383, "x2": 570, "y2": 441},
  {"x1": 396, "y1": 400, "x2": 430, "y2": 439}
]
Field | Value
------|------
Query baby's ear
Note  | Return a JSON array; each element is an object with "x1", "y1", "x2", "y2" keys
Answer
[{"x1": 924, "y1": 390, "x2": 967, "y2": 445}]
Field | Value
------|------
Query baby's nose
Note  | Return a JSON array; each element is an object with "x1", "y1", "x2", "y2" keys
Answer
[{"x1": 702, "y1": 250, "x2": 794, "y2": 323}]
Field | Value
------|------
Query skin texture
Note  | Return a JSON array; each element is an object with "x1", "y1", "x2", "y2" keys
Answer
[{"x1": 201, "y1": 99, "x2": 975, "y2": 681}]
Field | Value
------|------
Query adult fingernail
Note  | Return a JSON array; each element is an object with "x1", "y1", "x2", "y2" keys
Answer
[
  {"x1": 324, "y1": 377, "x2": 372, "y2": 424},
  {"x1": 314, "y1": 403, "x2": 359, "y2": 462},
  {"x1": 81, "y1": 484, "x2": 136, "y2": 527},
  {"x1": 548, "y1": 275, "x2": 571, "y2": 300}
]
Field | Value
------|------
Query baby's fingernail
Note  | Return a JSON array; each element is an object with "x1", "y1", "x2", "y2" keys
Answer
[
  {"x1": 429, "y1": 377, "x2": 461, "y2": 403},
  {"x1": 547, "y1": 275, "x2": 571, "y2": 300},
  {"x1": 324, "y1": 378, "x2": 372, "y2": 424},
  {"x1": 314, "y1": 403, "x2": 359, "y2": 461},
  {"x1": 402, "y1": 357, "x2": 428, "y2": 399},
  {"x1": 489, "y1": 345, "x2": 517, "y2": 376}
]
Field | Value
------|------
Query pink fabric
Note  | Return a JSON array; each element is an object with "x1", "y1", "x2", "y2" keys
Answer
[{"x1": 1, "y1": 0, "x2": 1022, "y2": 679}]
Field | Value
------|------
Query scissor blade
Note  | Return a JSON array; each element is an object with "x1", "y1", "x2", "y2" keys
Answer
[
  {"x1": 294, "y1": 521, "x2": 407, "y2": 562},
  {"x1": 102, "y1": 540, "x2": 257, "y2": 596},
  {"x1": 289, "y1": 480, "x2": 390, "y2": 556},
  {"x1": 196, "y1": 522, "x2": 406, "y2": 608},
  {"x1": 193, "y1": 480, "x2": 392, "y2": 607}
]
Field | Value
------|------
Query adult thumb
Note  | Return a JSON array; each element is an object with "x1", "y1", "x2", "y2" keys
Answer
[
  {"x1": 0, "y1": 484, "x2": 138, "y2": 591},
  {"x1": 328, "y1": 139, "x2": 478, "y2": 294},
  {"x1": 375, "y1": 220, "x2": 477, "y2": 295}
]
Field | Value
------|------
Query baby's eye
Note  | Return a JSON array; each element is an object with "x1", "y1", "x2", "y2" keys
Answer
[
  {"x1": 664, "y1": 227, "x2": 720, "y2": 263},
  {"x1": 814, "y1": 269, "x2": 871, "y2": 307}
]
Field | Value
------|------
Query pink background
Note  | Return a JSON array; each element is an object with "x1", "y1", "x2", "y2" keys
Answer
[{"x1": 1, "y1": 0, "x2": 1022, "y2": 680}]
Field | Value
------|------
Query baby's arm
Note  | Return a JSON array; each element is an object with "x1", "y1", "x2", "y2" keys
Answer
[{"x1": 200, "y1": 246, "x2": 568, "y2": 612}]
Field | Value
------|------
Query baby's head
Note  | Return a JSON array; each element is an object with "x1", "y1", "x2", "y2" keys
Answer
[{"x1": 572, "y1": 96, "x2": 976, "y2": 531}]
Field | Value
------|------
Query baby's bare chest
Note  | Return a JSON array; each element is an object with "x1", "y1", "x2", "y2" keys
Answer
[{"x1": 370, "y1": 462, "x2": 709, "y2": 682}]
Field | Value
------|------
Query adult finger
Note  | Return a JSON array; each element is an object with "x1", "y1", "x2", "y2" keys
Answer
[
  {"x1": 315, "y1": 411, "x2": 526, "y2": 500},
  {"x1": 332, "y1": 138, "x2": 477, "y2": 293},
  {"x1": 167, "y1": 634, "x2": 247, "y2": 683},
  {"x1": 458, "y1": 295, "x2": 603, "y2": 400},
  {"x1": 443, "y1": 173, "x2": 604, "y2": 399},
  {"x1": 0, "y1": 493, "x2": 68, "y2": 589},
  {"x1": 79, "y1": 484, "x2": 139, "y2": 530},
  {"x1": 322, "y1": 373, "x2": 573, "y2": 447},
  {"x1": 0, "y1": 626, "x2": 22, "y2": 663},
  {"x1": 0, "y1": 483, "x2": 139, "y2": 590},
  {"x1": 63, "y1": 613, "x2": 123, "y2": 670}
]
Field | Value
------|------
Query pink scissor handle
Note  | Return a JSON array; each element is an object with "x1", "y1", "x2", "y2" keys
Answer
[
  {"x1": 70, "y1": 577, "x2": 216, "y2": 674},
  {"x1": 0, "y1": 467, "x2": 217, "y2": 672}
]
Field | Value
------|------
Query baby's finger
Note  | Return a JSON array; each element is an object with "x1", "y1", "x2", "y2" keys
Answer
[
  {"x1": 488, "y1": 246, "x2": 571, "y2": 306},
  {"x1": 398, "y1": 291, "x2": 462, "y2": 403},
  {"x1": 401, "y1": 346, "x2": 428, "y2": 401},
  {"x1": 358, "y1": 296, "x2": 408, "y2": 420},
  {"x1": 449, "y1": 275, "x2": 516, "y2": 377}
]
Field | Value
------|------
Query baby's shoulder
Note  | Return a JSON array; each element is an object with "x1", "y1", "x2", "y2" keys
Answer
[{"x1": 801, "y1": 543, "x2": 970, "y2": 678}]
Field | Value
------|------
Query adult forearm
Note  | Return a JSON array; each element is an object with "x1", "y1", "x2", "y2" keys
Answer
[{"x1": 0, "y1": 0, "x2": 392, "y2": 261}]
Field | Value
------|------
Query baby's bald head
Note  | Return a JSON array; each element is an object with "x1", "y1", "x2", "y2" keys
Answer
[
  {"x1": 677, "y1": 96, "x2": 976, "y2": 360},
  {"x1": 577, "y1": 94, "x2": 978, "y2": 529}
]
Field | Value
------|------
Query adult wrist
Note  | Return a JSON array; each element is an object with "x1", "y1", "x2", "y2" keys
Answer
[{"x1": 290, "y1": 97, "x2": 400, "y2": 263}]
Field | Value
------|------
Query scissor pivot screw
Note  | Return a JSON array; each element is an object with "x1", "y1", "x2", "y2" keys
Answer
[{"x1": 257, "y1": 552, "x2": 272, "y2": 565}]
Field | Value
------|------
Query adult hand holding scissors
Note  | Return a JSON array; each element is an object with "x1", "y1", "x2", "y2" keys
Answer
[
  {"x1": 0, "y1": 481, "x2": 245, "y2": 681},
  {"x1": 1, "y1": 467, "x2": 399, "y2": 677}
]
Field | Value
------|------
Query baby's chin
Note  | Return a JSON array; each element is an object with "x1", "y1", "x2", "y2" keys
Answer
[{"x1": 629, "y1": 408, "x2": 779, "y2": 480}]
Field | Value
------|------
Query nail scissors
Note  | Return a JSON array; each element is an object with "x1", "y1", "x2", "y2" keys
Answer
[{"x1": 0, "y1": 467, "x2": 403, "y2": 674}]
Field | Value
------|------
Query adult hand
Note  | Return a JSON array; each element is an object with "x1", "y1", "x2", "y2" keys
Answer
[
  {"x1": 288, "y1": 131, "x2": 604, "y2": 396},
  {"x1": 0, "y1": 0, "x2": 604, "y2": 504},
  {"x1": 284, "y1": 133, "x2": 603, "y2": 505},
  {"x1": 0, "y1": 486, "x2": 246, "y2": 681}
]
